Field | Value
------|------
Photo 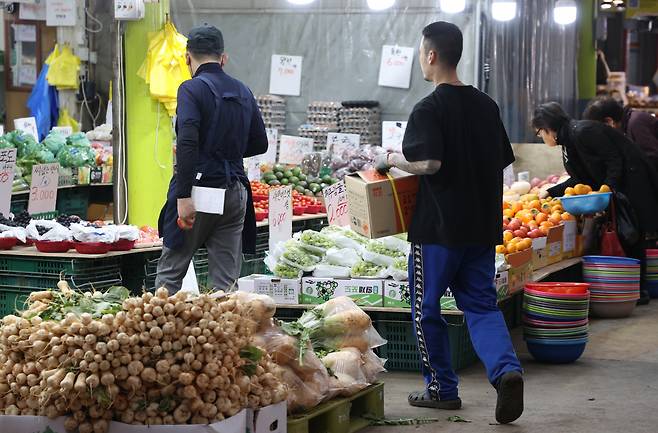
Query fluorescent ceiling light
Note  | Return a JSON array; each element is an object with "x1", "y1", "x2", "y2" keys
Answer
[
  {"x1": 553, "y1": 0, "x2": 577, "y2": 25},
  {"x1": 287, "y1": 0, "x2": 316, "y2": 5},
  {"x1": 492, "y1": 0, "x2": 517, "y2": 21},
  {"x1": 367, "y1": 0, "x2": 396, "y2": 10},
  {"x1": 439, "y1": 0, "x2": 466, "y2": 14}
]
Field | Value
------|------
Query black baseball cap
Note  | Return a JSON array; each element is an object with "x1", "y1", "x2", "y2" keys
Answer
[{"x1": 187, "y1": 25, "x2": 224, "y2": 55}]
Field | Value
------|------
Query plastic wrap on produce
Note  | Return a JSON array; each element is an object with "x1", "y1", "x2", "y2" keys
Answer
[
  {"x1": 312, "y1": 263, "x2": 351, "y2": 278},
  {"x1": 70, "y1": 223, "x2": 116, "y2": 243},
  {"x1": 350, "y1": 260, "x2": 389, "y2": 279},
  {"x1": 325, "y1": 247, "x2": 361, "y2": 268},
  {"x1": 322, "y1": 347, "x2": 369, "y2": 397},
  {"x1": 322, "y1": 229, "x2": 367, "y2": 253},
  {"x1": 115, "y1": 224, "x2": 140, "y2": 241},
  {"x1": 26, "y1": 220, "x2": 72, "y2": 241},
  {"x1": 0, "y1": 224, "x2": 27, "y2": 243}
]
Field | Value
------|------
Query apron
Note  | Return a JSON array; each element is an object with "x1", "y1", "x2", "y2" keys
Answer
[{"x1": 158, "y1": 74, "x2": 257, "y2": 253}]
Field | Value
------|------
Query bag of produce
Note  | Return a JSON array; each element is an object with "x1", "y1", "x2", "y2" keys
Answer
[
  {"x1": 264, "y1": 254, "x2": 304, "y2": 279},
  {"x1": 43, "y1": 130, "x2": 67, "y2": 154},
  {"x1": 362, "y1": 349, "x2": 387, "y2": 383},
  {"x1": 0, "y1": 224, "x2": 27, "y2": 243},
  {"x1": 298, "y1": 230, "x2": 335, "y2": 255},
  {"x1": 378, "y1": 235, "x2": 411, "y2": 255},
  {"x1": 387, "y1": 258, "x2": 409, "y2": 281},
  {"x1": 26, "y1": 220, "x2": 72, "y2": 241},
  {"x1": 57, "y1": 144, "x2": 95, "y2": 168},
  {"x1": 325, "y1": 247, "x2": 361, "y2": 268},
  {"x1": 115, "y1": 224, "x2": 140, "y2": 241},
  {"x1": 322, "y1": 227, "x2": 365, "y2": 252},
  {"x1": 67, "y1": 131, "x2": 91, "y2": 147},
  {"x1": 351, "y1": 260, "x2": 388, "y2": 278},
  {"x1": 322, "y1": 347, "x2": 369, "y2": 396},
  {"x1": 70, "y1": 223, "x2": 116, "y2": 243},
  {"x1": 312, "y1": 263, "x2": 351, "y2": 278},
  {"x1": 279, "y1": 245, "x2": 321, "y2": 272},
  {"x1": 362, "y1": 240, "x2": 406, "y2": 267}
]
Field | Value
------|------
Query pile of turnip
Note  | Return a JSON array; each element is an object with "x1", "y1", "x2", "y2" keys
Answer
[{"x1": 0, "y1": 285, "x2": 287, "y2": 433}]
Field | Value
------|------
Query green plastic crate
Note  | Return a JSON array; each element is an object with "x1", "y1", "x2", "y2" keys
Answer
[
  {"x1": 0, "y1": 256, "x2": 121, "y2": 275},
  {"x1": 57, "y1": 188, "x2": 90, "y2": 218},
  {"x1": 240, "y1": 253, "x2": 266, "y2": 277},
  {"x1": 0, "y1": 271, "x2": 122, "y2": 292},
  {"x1": 376, "y1": 316, "x2": 479, "y2": 372},
  {"x1": 0, "y1": 288, "x2": 32, "y2": 317}
]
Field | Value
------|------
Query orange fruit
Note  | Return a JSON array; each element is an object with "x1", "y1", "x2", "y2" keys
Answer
[
  {"x1": 599, "y1": 184, "x2": 611, "y2": 193},
  {"x1": 511, "y1": 202, "x2": 523, "y2": 214},
  {"x1": 496, "y1": 245, "x2": 507, "y2": 254},
  {"x1": 562, "y1": 212, "x2": 574, "y2": 221},
  {"x1": 564, "y1": 187, "x2": 575, "y2": 196},
  {"x1": 506, "y1": 243, "x2": 518, "y2": 254},
  {"x1": 535, "y1": 213, "x2": 548, "y2": 224},
  {"x1": 503, "y1": 231, "x2": 514, "y2": 242},
  {"x1": 503, "y1": 201, "x2": 512, "y2": 210},
  {"x1": 503, "y1": 209, "x2": 514, "y2": 218},
  {"x1": 551, "y1": 205, "x2": 563, "y2": 213},
  {"x1": 574, "y1": 184, "x2": 591, "y2": 195}
]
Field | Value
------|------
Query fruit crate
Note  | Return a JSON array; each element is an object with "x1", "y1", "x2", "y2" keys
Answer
[
  {"x1": 287, "y1": 383, "x2": 384, "y2": 433},
  {"x1": 0, "y1": 256, "x2": 121, "y2": 275},
  {"x1": 241, "y1": 253, "x2": 267, "y2": 277},
  {"x1": 143, "y1": 249, "x2": 209, "y2": 291},
  {"x1": 375, "y1": 315, "x2": 478, "y2": 372}
]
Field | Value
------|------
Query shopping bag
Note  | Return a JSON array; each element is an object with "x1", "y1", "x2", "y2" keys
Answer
[
  {"x1": 27, "y1": 64, "x2": 59, "y2": 141},
  {"x1": 613, "y1": 191, "x2": 640, "y2": 249},
  {"x1": 57, "y1": 109, "x2": 80, "y2": 132},
  {"x1": 600, "y1": 194, "x2": 627, "y2": 256},
  {"x1": 46, "y1": 45, "x2": 80, "y2": 90}
]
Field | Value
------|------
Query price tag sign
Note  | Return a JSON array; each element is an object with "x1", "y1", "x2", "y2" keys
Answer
[
  {"x1": 378, "y1": 45, "x2": 414, "y2": 89},
  {"x1": 28, "y1": 163, "x2": 59, "y2": 214},
  {"x1": 269, "y1": 186, "x2": 293, "y2": 251},
  {"x1": 327, "y1": 133, "x2": 360, "y2": 155},
  {"x1": 245, "y1": 159, "x2": 262, "y2": 182},
  {"x1": 562, "y1": 220, "x2": 577, "y2": 252},
  {"x1": 382, "y1": 121, "x2": 408, "y2": 152},
  {"x1": 0, "y1": 148, "x2": 17, "y2": 217},
  {"x1": 279, "y1": 135, "x2": 313, "y2": 165},
  {"x1": 263, "y1": 128, "x2": 279, "y2": 163},
  {"x1": 322, "y1": 180, "x2": 349, "y2": 227},
  {"x1": 269, "y1": 54, "x2": 303, "y2": 96},
  {"x1": 46, "y1": 0, "x2": 76, "y2": 26},
  {"x1": 51, "y1": 126, "x2": 73, "y2": 137},
  {"x1": 14, "y1": 117, "x2": 39, "y2": 141}
]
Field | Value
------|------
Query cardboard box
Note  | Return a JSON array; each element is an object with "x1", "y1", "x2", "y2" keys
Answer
[
  {"x1": 383, "y1": 280, "x2": 410, "y2": 307},
  {"x1": 546, "y1": 224, "x2": 565, "y2": 265},
  {"x1": 300, "y1": 277, "x2": 338, "y2": 304},
  {"x1": 88, "y1": 203, "x2": 111, "y2": 221},
  {"x1": 108, "y1": 409, "x2": 248, "y2": 433},
  {"x1": 0, "y1": 416, "x2": 68, "y2": 433},
  {"x1": 335, "y1": 278, "x2": 384, "y2": 307},
  {"x1": 531, "y1": 237, "x2": 549, "y2": 270},
  {"x1": 345, "y1": 168, "x2": 418, "y2": 238},
  {"x1": 495, "y1": 270, "x2": 510, "y2": 300},
  {"x1": 561, "y1": 220, "x2": 578, "y2": 258},
  {"x1": 251, "y1": 402, "x2": 287, "y2": 433},
  {"x1": 506, "y1": 248, "x2": 533, "y2": 294},
  {"x1": 238, "y1": 274, "x2": 300, "y2": 304}
]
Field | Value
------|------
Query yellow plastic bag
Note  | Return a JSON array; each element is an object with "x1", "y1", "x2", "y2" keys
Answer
[
  {"x1": 57, "y1": 109, "x2": 80, "y2": 132},
  {"x1": 46, "y1": 45, "x2": 81, "y2": 90},
  {"x1": 138, "y1": 21, "x2": 191, "y2": 116}
]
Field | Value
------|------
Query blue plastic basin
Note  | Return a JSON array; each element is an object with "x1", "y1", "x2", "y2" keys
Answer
[
  {"x1": 582, "y1": 255, "x2": 641, "y2": 265},
  {"x1": 525, "y1": 339, "x2": 587, "y2": 364},
  {"x1": 559, "y1": 192, "x2": 611, "y2": 215}
]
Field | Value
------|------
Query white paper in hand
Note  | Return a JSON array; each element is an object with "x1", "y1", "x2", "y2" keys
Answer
[{"x1": 192, "y1": 186, "x2": 225, "y2": 215}]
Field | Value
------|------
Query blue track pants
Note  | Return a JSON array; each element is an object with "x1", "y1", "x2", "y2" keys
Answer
[{"x1": 409, "y1": 244, "x2": 522, "y2": 401}]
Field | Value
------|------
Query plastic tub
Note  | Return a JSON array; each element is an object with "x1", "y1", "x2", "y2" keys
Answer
[
  {"x1": 558, "y1": 192, "x2": 611, "y2": 215},
  {"x1": 589, "y1": 299, "x2": 636, "y2": 318},
  {"x1": 110, "y1": 239, "x2": 136, "y2": 251},
  {"x1": 305, "y1": 204, "x2": 321, "y2": 214},
  {"x1": 255, "y1": 211, "x2": 268, "y2": 222},
  {"x1": 525, "y1": 282, "x2": 590, "y2": 296},
  {"x1": 525, "y1": 339, "x2": 587, "y2": 364},
  {"x1": 74, "y1": 242, "x2": 112, "y2": 255},
  {"x1": 0, "y1": 237, "x2": 18, "y2": 250},
  {"x1": 34, "y1": 240, "x2": 71, "y2": 253},
  {"x1": 293, "y1": 206, "x2": 307, "y2": 216},
  {"x1": 582, "y1": 255, "x2": 641, "y2": 265}
]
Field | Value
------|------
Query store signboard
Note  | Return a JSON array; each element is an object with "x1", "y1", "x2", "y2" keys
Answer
[
  {"x1": 378, "y1": 45, "x2": 414, "y2": 89},
  {"x1": 12, "y1": 24, "x2": 37, "y2": 42},
  {"x1": 51, "y1": 126, "x2": 73, "y2": 137},
  {"x1": 382, "y1": 121, "x2": 407, "y2": 152},
  {"x1": 28, "y1": 163, "x2": 59, "y2": 214},
  {"x1": 269, "y1": 186, "x2": 292, "y2": 251},
  {"x1": 278, "y1": 135, "x2": 313, "y2": 165},
  {"x1": 322, "y1": 180, "x2": 349, "y2": 227},
  {"x1": 327, "y1": 133, "x2": 360, "y2": 155},
  {"x1": 0, "y1": 149, "x2": 17, "y2": 216},
  {"x1": 46, "y1": 0, "x2": 77, "y2": 27},
  {"x1": 14, "y1": 117, "x2": 39, "y2": 141},
  {"x1": 20, "y1": 2, "x2": 47, "y2": 20},
  {"x1": 269, "y1": 54, "x2": 303, "y2": 96}
]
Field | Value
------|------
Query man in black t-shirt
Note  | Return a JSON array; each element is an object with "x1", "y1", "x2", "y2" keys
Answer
[{"x1": 376, "y1": 22, "x2": 523, "y2": 424}]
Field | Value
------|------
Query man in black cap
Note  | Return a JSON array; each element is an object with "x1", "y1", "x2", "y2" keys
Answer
[{"x1": 156, "y1": 25, "x2": 268, "y2": 293}]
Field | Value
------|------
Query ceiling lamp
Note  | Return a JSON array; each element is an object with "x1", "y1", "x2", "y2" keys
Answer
[
  {"x1": 287, "y1": 0, "x2": 316, "y2": 5},
  {"x1": 553, "y1": 0, "x2": 577, "y2": 25},
  {"x1": 367, "y1": 0, "x2": 395, "y2": 10},
  {"x1": 491, "y1": 0, "x2": 517, "y2": 21},
  {"x1": 439, "y1": 0, "x2": 466, "y2": 14}
]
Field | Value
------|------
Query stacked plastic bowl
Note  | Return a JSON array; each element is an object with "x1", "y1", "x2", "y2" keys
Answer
[
  {"x1": 582, "y1": 255, "x2": 640, "y2": 318},
  {"x1": 523, "y1": 282, "x2": 590, "y2": 363},
  {"x1": 646, "y1": 249, "x2": 658, "y2": 298}
]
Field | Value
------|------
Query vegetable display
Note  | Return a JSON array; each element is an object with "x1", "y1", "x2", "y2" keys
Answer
[
  {"x1": 351, "y1": 261, "x2": 386, "y2": 278},
  {"x1": 0, "y1": 285, "x2": 287, "y2": 431}
]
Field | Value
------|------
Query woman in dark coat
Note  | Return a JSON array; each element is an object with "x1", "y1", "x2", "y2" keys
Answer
[{"x1": 531, "y1": 102, "x2": 658, "y2": 303}]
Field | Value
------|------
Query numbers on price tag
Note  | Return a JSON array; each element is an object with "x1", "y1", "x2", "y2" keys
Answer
[
  {"x1": 28, "y1": 163, "x2": 59, "y2": 214},
  {"x1": 323, "y1": 181, "x2": 349, "y2": 227}
]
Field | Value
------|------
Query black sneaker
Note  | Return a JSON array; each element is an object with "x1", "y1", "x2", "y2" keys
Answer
[
  {"x1": 495, "y1": 371, "x2": 524, "y2": 424},
  {"x1": 408, "y1": 390, "x2": 462, "y2": 410}
]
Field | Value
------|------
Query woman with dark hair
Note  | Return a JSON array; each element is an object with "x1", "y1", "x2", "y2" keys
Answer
[{"x1": 532, "y1": 102, "x2": 658, "y2": 304}]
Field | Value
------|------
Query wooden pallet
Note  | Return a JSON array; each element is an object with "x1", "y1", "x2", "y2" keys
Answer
[{"x1": 287, "y1": 383, "x2": 384, "y2": 433}]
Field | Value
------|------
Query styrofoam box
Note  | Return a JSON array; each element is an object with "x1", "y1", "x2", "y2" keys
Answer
[{"x1": 238, "y1": 274, "x2": 300, "y2": 304}]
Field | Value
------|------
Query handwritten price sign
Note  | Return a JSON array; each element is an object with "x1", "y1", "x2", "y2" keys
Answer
[
  {"x1": 269, "y1": 186, "x2": 293, "y2": 251},
  {"x1": 0, "y1": 148, "x2": 17, "y2": 216},
  {"x1": 14, "y1": 117, "x2": 39, "y2": 141},
  {"x1": 269, "y1": 54, "x2": 303, "y2": 96},
  {"x1": 378, "y1": 45, "x2": 414, "y2": 89},
  {"x1": 279, "y1": 135, "x2": 313, "y2": 165},
  {"x1": 382, "y1": 121, "x2": 408, "y2": 152},
  {"x1": 323, "y1": 180, "x2": 349, "y2": 227},
  {"x1": 28, "y1": 163, "x2": 59, "y2": 215},
  {"x1": 327, "y1": 133, "x2": 360, "y2": 155}
]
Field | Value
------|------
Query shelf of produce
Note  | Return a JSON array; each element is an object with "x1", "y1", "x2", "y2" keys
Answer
[
  {"x1": 256, "y1": 213, "x2": 328, "y2": 227},
  {"x1": 0, "y1": 245, "x2": 163, "y2": 259},
  {"x1": 12, "y1": 183, "x2": 114, "y2": 195}
]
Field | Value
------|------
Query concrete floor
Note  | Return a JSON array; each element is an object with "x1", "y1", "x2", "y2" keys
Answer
[{"x1": 365, "y1": 301, "x2": 658, "y2": 433}]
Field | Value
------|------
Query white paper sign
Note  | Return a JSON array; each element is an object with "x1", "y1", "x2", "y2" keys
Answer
[
  {"x1": 246, "y1": 159, "x2": 262, "y2": 182},
  {"x1": 0, "y1": 148, "x2": 18, "y2": 217},
  {"x1": 327, "y1": 133, "x2": 360, "y2": 155},
  {"x1": 382, "y1": 121, "x2": 408, "y2": 152},
  {"x1": 51, "y1": 126, "x2": 73, "y2": 137},
  {"x1": 12, "y1": 24, "x2": 37, "y2": 42},
  {"x1": 378, "y1": 45, "x2": 414, "y2": 89},
  {"x1": 562, "y1": 220, "x2": 577, "y2": 253},
  {"x1": 269, "y1": 186, "x2": 293, "y2": 251},
  {"x1": 28, "y1": 163, "x2": 59, "y2": 214},
  {"x1": 279, "y1": 135, "x2": 313, "y2": 165},
  {"x1": 322, "y1": 180, "x2": 349, "y2": 227},
  {"x1": 0, "y1": 125, "x2": 4, "y2": 135},
  {"x1": 14, "y1": 117, "x2": 39, "y2": 141},
  {"x1": 264, "y1": 128, "x2": 279, "y2": 163},
  {"x1": 20, "y1": 2, "x2": 47, "y2": 20},
  {"x1": 192, "y1": 186, "x2": 225, "y2": 215},
  {"x1": 46, "y1": 0, "x2": 77, "y2": 26},
  {"x1": 18, "y1": 65, "x2": 37, "y2": 86},
  {"x1": 269, "y1": 54, "x2": 303, "y2": 96}
]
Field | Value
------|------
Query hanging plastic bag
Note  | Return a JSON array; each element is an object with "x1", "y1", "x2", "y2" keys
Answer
[
  {"x1": 57, "y1": 109, "x2": 80, "y2": 132},
  {"x1": 46, "y1": 45, "x2": 80, "y2": 90},
  {"x1": 27, "y1": 48, "x2": 59, "y2": 141}
]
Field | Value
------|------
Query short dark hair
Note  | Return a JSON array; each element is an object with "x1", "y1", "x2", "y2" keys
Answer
[
  {"x1": 531, "y1": 102, "x2": 572, "y2": 132},
  {"x1": 421, "y1": 21, "x2": 463, "y2": 68},
  {"x1": 582, "y1": 97, "x2": 624, "y2": 123}
]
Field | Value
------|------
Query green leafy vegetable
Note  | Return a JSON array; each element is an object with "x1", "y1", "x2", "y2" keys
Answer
[{"x1": 39, "y1": 286, "x2": 130, "y2": 321}]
